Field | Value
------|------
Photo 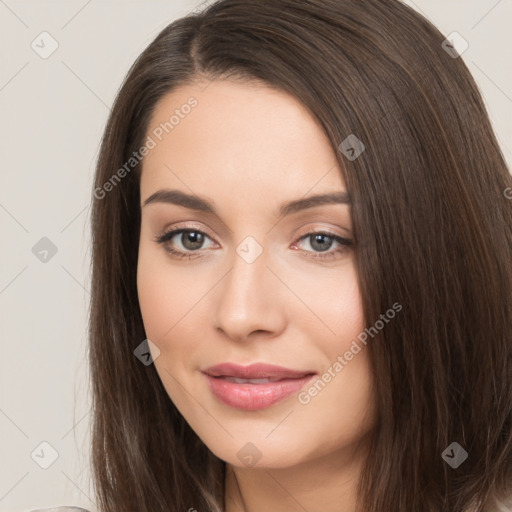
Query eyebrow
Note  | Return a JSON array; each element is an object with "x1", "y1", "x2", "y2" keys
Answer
[{"x1": 142, "y1": 188, "x2": 350, "y2": 217}]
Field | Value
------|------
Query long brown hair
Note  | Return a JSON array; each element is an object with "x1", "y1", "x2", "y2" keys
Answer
[{"x1": 88, "y1": 1, "x2": 512, "y2": 510}]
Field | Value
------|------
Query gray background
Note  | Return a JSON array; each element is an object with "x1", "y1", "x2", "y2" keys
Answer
[{"x1": 1, "y1": 1, "x2": 511, "y2": 511}]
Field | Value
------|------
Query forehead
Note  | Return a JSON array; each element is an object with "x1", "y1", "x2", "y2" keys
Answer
[{"x1": 140, "y1": 78, "x2": 345, "y2": 204}]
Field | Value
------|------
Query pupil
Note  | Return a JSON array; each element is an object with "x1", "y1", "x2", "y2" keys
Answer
[
  {"x1": 183, "y1": 231, "x2": 203, "y2": 250},
  {"x1": 311, "y1": 234, "x2": 331, "y2": 252}
]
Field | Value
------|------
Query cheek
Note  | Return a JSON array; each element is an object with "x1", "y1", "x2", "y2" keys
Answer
[
  {"x1": 290, "y1": 261, "x2": 373, "y2": 437},
  {"x1": 136, "y1": 240, "x2": 196, "y2": 341},
  {"x1": 326, "y1": 269, "x2": 364, "y2": 338},
  {"x1": 136, "y1": 241, "x2": 184, "y2": 356},
  {"x1": 136, "y1": 243, "x2": 217, "y2": 376},
  {"x1": 284, "y1": 256, "x2": 365, "y2": 344},
  {"x1": 137, "y1": 254, "x2": 169, "y2": 340},
  {"x1": 136, "y1": 249, "x2": 201, "y2": 410}
]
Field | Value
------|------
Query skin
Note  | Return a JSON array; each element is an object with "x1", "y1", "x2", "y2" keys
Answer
[{"x1": 137, "y1": 78, "x2": 376, "y2": 512}]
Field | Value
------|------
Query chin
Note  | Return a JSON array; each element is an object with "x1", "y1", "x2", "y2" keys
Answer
[{"x1": 200, "y1": 432, "x2": 317, "y2": 470}]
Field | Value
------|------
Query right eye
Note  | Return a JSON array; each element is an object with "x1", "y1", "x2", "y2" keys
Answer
[{"x1": 154, "y1": 228, "x2": 217, "y2": 260}]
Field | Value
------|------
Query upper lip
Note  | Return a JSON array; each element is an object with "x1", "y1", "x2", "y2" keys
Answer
[{"x1": 202, "y1": 362, "x2": 316, "y2": 380}]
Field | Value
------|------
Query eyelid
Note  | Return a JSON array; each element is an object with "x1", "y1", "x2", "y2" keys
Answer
[
  {"x1": 156, "y1": 221, "x2": 218, "y2": 243},
  {"x1": 154, "y1": 222, "x2": 350, "y2": 246},
  {"x1": 294, "y1": 223, "x2": 351, "y2": 240},
  {"x1": 154, "y1": 222, "x2": 352, "y2": 263},
  {"x1": 292, "y1": 229, "x2": 352, "y2": 258}
]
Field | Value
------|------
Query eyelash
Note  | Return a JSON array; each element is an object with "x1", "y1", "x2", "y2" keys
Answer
[{"x1": 153, "y1": 226, "x2": 352, "y2": 261}]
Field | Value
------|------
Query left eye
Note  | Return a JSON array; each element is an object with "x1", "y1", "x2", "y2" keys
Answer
[
  {"x1": 292, "y1": 232, "x2": 352, "y2": 260},
  {"x1": 154, "y1": 228, "x2": 352, "y2": 261},
  {"x1": 154, "y1": 229, "x2": 216, "y2": 257}
]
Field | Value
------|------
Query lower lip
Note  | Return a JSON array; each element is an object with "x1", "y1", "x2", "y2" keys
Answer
[{"x1": 204, "y1": 373, "x2": 315, "y2": 410}]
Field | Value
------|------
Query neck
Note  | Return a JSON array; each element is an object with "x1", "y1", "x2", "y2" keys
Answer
[{"x1": 224, "y1": 440, "x2": 368, "y2": 512}]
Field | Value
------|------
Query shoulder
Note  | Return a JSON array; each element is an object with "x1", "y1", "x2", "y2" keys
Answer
[
  {"x1": 483, "y1": 492, "x2": 512, "y2": 512},
  {"x1": 27, "y1": 508, "x2": 92, "y2": 512}
]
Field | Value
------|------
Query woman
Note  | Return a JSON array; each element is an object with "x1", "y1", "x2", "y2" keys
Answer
[{"x1": 88, "y1": 0, "x2": 512, "y2": 511}]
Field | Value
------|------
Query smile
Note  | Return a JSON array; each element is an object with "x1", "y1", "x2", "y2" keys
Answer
[{"x1": 202, "y1": 362, "x2": 316, "y2": 410}]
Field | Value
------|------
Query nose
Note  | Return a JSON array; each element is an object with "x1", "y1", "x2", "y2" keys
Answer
[{"x1": 212, "y1": 240, "x2": 286, "y2": 342}]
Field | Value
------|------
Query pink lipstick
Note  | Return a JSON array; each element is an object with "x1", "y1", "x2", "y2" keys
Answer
[{"x1": 202, "y1": 362, "x2": 316, "y2": 410}]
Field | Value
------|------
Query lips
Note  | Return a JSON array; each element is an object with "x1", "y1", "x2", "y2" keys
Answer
[
  {"x1": 203, "y1": 362, "x2": 315, "y2": 380},
  {"x1": 202, "y1": 362, "x2": 316, "y2": 410}
]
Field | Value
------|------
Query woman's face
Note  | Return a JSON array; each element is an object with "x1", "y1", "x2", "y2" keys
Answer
[{"x1": 137, "y1": 78, "x2": 375, "y2": 469}]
